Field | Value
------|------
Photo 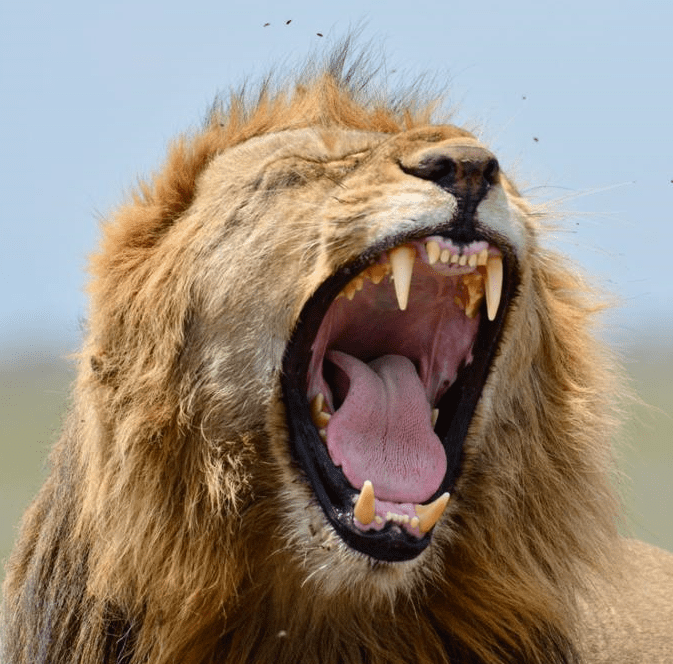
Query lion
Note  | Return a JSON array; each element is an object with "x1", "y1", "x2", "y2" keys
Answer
[{"x1": 2, "y1": 43, "x2": 672, "y2": 664}]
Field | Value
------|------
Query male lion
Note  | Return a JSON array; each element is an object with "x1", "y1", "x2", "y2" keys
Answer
[{"x1": 2, "y1": 45, "x2": 672, "y2": 664}]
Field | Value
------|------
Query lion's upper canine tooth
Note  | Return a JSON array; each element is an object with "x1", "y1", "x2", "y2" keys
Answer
[
  {"x1": 353, "y1": 480, "x2": 376, "y2": 525},
  {"x1": 415, "y1": 492, "x2": 451, "y2": 533},
  {"x1": 388, "y1": 245, "x2": 416, "y2": 311},
  {"x1": 485, "y1": 255, "x2": 503, "y2": 321}
]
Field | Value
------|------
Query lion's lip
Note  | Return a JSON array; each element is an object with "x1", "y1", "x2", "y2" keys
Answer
[
  {"x1": 306, "y1": 237, "x2": 502, "y2": 538},
  {"x1": 281, "y1": 230, "x2": 516, "y2": 561}
]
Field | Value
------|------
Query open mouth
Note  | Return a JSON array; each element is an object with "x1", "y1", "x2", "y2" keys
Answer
[{"x1": 282, "y1": 231, "x2": 517, "y2": 561}]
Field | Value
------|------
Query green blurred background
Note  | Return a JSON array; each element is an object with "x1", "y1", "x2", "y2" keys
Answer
[{"x1": 1, "y1": 331, "x2": 671, "y2": 587}]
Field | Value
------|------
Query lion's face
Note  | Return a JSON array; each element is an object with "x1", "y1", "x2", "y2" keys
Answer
[
  {"x1": 186, "y1": 124, "x2": 531, "y2": 575},
  {"x1": 2, "y1": 57, "x2": 629, "y2": 663}
]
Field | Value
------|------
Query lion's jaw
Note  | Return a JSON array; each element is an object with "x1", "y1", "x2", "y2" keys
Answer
[{"x1": 198, "y1": 125, "x2": 529, "y2": 593}]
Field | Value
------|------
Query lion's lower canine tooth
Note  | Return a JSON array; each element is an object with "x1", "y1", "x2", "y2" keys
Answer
[
  {"x1": 310, "y1": 393, "x2": 325, "y2": 421},
  {"x1": 426, "y1": 241, "x2": 440, "y2": 265},
  {"x1": 354, "y1": 480, "x2": 376, "y2": 525},
  {"x1": 431, "y1": 408, "x2": 439, "y2": 427},
  {"x1": 485, "y1": 255, "x2": 503, "y2": 321},
  {"x1": 415, "y1": 493, "x2": 450, "y2": 533},
  {"x1": 314, "y1": 411, "x2": 330, "y2": 428},
  {"x1": 389, "y1": 245, "x2": 416, "y2": 311}
]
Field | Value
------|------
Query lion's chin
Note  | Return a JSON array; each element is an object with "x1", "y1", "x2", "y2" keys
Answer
[
  {"x1": 282, "y1": 231, "x2": 517, "y2": 562},
  {"x1": 286, "y1": 498, "x2": 447, "y2": 602}
]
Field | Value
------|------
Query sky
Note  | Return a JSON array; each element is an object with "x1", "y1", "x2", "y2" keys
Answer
[{"x1": 1, "y1": 0, "x2": 672, "y2": 355}]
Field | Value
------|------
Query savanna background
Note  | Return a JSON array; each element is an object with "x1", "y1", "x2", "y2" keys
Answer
[{"x1": 1, "y1": 0, "x2": 672, "y2": 587}]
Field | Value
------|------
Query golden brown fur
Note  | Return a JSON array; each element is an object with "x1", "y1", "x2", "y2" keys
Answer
[{"x1": 3, "y1": 43, "x2": 672, "y2": 664}]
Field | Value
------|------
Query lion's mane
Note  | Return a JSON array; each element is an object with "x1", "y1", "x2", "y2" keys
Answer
[{"x1": 2, "y1": 43, "x2": 625, "y2": 664}]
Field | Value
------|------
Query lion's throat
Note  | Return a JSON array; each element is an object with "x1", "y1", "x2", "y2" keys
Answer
[{"x1": 325, "y1": 350, "x2": 446, "y2": 503}]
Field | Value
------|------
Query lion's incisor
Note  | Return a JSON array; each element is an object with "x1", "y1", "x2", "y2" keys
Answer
[{"x1": 2, "y1": 43, "x2": 672, "y2": 664}]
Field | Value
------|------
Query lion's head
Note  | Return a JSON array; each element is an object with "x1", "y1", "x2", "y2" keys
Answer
[{"x1": 2, "y1": 45, "x2": 624, "y2": 664}]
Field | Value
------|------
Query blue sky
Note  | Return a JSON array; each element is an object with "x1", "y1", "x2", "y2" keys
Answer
[{"x1": 2, "y1": 0, "x2": 672, "y2": 353}]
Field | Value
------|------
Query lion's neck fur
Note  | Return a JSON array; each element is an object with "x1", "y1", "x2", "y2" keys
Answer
[{"x1": 214, "y1": 524, "x2": 583, "y2": 664}]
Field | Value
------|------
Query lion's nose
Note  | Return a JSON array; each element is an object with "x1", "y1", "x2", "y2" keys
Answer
[{"x1": 400, "y1": 143, "x2": 500, "y2": 200}]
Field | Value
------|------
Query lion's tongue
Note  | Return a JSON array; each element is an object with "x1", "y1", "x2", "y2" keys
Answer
[{"x1": 325, "y1": 350, "x2": 446, "y2": 504}]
